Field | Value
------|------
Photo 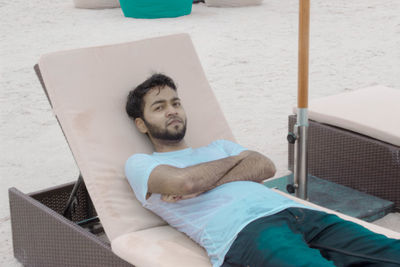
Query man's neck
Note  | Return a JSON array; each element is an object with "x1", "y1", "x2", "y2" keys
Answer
[{"x1": 152, "y1": 139, "x2": 189, "y2": 153}]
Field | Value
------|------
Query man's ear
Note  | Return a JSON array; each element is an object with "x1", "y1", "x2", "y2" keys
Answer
[{"x1": 134, "y1": 118, "x2": 148, "y2": 134}]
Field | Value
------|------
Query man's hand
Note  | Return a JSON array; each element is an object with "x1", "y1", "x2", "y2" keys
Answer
[
  {"x1": 160, "y1": 194, "x2": 182, "y2": 203},
  {"x1": 161, "y1": 192, "x2": 203, "y2": 203}
]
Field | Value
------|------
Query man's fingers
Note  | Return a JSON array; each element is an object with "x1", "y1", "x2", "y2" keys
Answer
[
  {"x1": 181, "y1": 192, "x2": 202, "y2": 200},
  {"x1": 161, "y1": 194, "x2": 182, "y2": 203},
  {"x1": 161, "y1": 194, "x2": 200, "y2": 202}
]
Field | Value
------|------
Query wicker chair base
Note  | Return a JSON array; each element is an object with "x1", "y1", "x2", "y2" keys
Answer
[
  {"x1": 288, "y1": 115, "x2": 400, "y2": 211},
  {"x1": 9, "y1": 182, "x2": 133, "y2": 267}
]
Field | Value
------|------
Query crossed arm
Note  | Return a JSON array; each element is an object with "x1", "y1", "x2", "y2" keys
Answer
[{"x1": 147, "y1": 150, "x2": 276, "y2": 201}]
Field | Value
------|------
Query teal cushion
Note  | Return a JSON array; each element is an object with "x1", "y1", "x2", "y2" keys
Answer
[{"x1": 120, "y1": 0, "x2": 192, "y2": 19}]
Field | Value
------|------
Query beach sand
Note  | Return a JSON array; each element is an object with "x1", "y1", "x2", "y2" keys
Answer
[{"x1": 1, "y1": 0, "x2": 399, "y2": 265}]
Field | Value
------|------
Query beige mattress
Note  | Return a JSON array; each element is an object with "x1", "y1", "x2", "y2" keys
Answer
[{"x1": 301, "y1": 85, "x2": 400, "y2": 146}]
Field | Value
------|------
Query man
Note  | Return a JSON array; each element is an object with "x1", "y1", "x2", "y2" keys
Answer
[{"x1": 125, "y1": 73, "x2": 400, "y2": 267}]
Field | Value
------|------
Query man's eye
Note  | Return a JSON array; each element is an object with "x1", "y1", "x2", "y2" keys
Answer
[
  {"x1": 174, "y1": 102, "x2": 181, "y2": 107},
  {"x1": 154, "y1": 106, "x2": 162, "y2": 111}
]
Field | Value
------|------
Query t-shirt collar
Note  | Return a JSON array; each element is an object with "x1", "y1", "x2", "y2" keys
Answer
[{"x1": 152, "y1": 147, "x2": 193, "y2": 157}]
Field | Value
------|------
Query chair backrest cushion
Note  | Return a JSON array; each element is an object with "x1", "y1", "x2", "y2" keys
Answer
[{"x1": 38, "y1": 33, "x2": 235, "y2": 242}]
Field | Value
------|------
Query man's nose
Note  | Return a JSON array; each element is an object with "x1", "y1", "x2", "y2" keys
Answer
[{"x1": 165, "y1": 105, "x2": 178, "y2": 117}]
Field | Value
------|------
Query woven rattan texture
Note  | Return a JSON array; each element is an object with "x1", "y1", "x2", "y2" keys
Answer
[
  {"x1": 288, "y1": 115, "x2": 400, "y2": 210},
  {"x1": 30, "y1": 181, "x2": 96, "y2": 222},
  {"x1": 9, "y1": 185, "x2": 133, "y2": 267}
]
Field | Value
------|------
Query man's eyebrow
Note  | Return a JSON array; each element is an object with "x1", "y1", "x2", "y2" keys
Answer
[
  {"x1": 150, "y1": 100, "x2": 166, "y2": 107},
  {"x1": 150, "y1": 97, "x2": 181, "y2": 107},
  {"x1": 151, "y1": 97, "x2": 181, "y2": 107}
]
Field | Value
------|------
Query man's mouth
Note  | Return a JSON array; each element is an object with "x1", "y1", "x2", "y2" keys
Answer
[{"x1": 167, "y1": 118, "x2": 183, "y2": 126}]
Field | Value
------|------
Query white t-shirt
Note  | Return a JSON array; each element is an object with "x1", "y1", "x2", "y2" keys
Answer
[{"x1": 125, "y1": 140, "x2": 309, "y2": 267}]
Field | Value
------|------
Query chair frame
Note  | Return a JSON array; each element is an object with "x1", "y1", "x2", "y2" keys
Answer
[
  {"x1": 288, "y1": 115, "x2": 400, "y2": 211},
  {"x1": 9, "y1": 180, "x2": 133, "y2": 267}
]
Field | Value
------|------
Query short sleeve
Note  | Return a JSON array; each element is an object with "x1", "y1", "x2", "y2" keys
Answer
[
  {"x1": 213, "y1": 139, "x2": 247, "y2": 156},
  {"x1": 125, "y1": 154, "x2": 161, "y2": 204}
]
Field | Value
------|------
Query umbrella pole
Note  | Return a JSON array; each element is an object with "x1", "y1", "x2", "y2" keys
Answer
[{"x1": 294, "y1": 0, "x2": 310, "y2": 199}]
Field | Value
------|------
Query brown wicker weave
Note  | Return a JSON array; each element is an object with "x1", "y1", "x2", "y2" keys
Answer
[
  {"x1": 288, "y1": 115, "x2": 400, "y2": 211},
  {"x1": 9, "y1": 182, "x2": 133, "y2": 267}
]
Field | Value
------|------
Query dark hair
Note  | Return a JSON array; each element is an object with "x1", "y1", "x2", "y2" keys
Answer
[{"x1": 126, "y1": 73, "x2": 177, "y2": 120}]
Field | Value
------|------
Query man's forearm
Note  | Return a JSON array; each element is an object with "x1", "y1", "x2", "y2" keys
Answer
[
  {"x1": 217, "y1": 151, "x2": 275, "y2": 185},
  {"x1": 180, "y1": 153, "x2": 245, "y2": 194},
  {"x1": 156, "y1": 150, "x2": 275, "y2": 201},
  {"x1": 195, "y1": 151, "x2": 275, "y2": 193},
  {"x1": 148, "y1": 153, "x2": 245, "y2": 196},
  {"x1": 181, "y1": 151, "x2": 275, "y2": 195}
]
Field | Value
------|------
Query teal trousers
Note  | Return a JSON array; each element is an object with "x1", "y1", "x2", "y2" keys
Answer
[{"x1": 222, "y1": 208, "x2": 400, "y2": 267}]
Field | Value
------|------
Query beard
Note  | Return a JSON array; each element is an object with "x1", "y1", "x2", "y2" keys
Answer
[{"x1": 144, "y1": 118, "x2": 187, "y2": 141}]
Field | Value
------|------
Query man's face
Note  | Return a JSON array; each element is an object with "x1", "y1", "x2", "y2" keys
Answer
[{"x1": 139, "y1": 86, "x2": 187, "y2": 142}]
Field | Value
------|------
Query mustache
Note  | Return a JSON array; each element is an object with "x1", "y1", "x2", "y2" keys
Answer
[{"x1": 166, "y1": 117, "x2": 184, "y2": 126}]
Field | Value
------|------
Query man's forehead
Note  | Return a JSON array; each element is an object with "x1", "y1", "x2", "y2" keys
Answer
[{"x1": 144, "y1": 86, "x2": 180, "y2": 105}]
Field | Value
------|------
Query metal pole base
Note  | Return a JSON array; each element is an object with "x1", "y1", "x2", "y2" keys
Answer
[
  {"x1": 294, "y1": 124, "x2": 308, "y2": 199},
  {"x1": 288, "y1": 108, "x2": 309, "y2": 200}
]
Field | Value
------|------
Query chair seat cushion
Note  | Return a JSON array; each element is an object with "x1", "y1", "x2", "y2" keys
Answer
[
  {"x1": 301, "y1": 85, "x2": 400, "y2": 146},
  {"x1": 111, "y1": 190, "x2": 400, "y2": 267},
  {"x1": 111, "y1": 225, "x2": 210, "y2": 267}
]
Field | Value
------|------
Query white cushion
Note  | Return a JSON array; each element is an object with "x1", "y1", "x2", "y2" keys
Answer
[
  {"x1": 299, "y1": 85, "x2": 400, "y2": 147},
  {"x1": 74, "y1": 0, "x2": 120, "y2": 9},
  {"x1": 112, "y1": 226, "x2": 210, "y2": 267},
  {"x1": 205, "y1": 0, "x2": 263, "y2": 7},
  {"x1": 38, "y1": 33, "x2": 235, "y2": 244},
  {"x1": 112, "y1": 190, "x2": 400, "y2": 267},
  {"x1": 275, "y1": 190, "x2": 400, "y2": 239}
]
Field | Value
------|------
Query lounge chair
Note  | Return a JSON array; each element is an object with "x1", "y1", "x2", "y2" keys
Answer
[
  {"x1": 289, "y1": 86, "x2": 400, "y2": 210},
  {"x1": 74, "y1": 0, "x2": 120, "y2": 9},
  {"x1": 204, "y1": 0, "x2": 263, "y2": 7},
  {"x1": 9, "y1": 34, "x2": 400, "y2": 267}
]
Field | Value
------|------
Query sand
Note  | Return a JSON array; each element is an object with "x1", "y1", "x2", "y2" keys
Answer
[{"x1": 1, "y1": 0, "x2": 399, "y2": 265}]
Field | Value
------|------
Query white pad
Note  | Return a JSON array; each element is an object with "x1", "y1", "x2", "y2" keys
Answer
[
  {"x1": 38, "y1": 33, "x2": 234, "y2": 266},
  {"x1": 74, "y1": 0, "x2": 120, "y2": 9},
  {"x1": 112, "y1": 226, "x2": 210, "y2": 267},
  {"x1": 111, "y1": 189, "x2": 400, "y2": 266},
  {"x1": 300, "y1": 85, "x2": 400, "y2": 147},
  {"x1": 275, "y1": 190, "x2": 400, "y2": 239}
]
